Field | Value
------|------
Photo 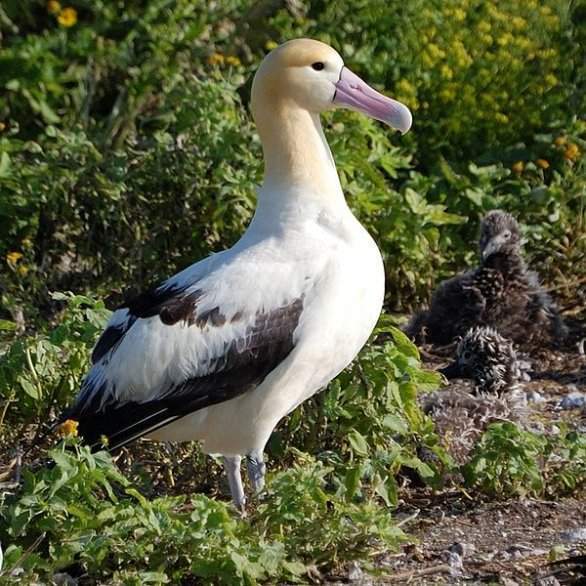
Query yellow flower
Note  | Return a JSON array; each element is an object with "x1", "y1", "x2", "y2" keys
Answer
[
  {"x1": 265, "y1": 40, "x2": 278, "y2": 51},
  {"x1": 17, "y1": 265, "x2": 29, "y2": 277},
  {"x1": 511, "y1": 16, "x2": 526, "y2": 30},
  {"x1": 100, "y1": 434, "x2": 110, "y2": 447},
  {"x1": 47, "y1": 0, "x2": 61, "y2": 13},
  {"x1": 6, "y1": 251, "x2": 23, "y2": 264},
  {"x1": 440, "y1": 64, "x2": 453, "y2": 80},
  {"x1": 225, "y1": 55, "x2": 241, "y2": 67},
  {"x1": 0, "y1": 122, "x2": 5, "y2": 132},
  {"x1": 57, "y1": 419, "x2": 79, "y2": 438},
  {"x1": 57, "y1": 7, "x2": 77, "y2": 28},
  {"x1": 554, "y1": 136, "x2": 567, "y2": 147},
  {"x1": 536, "y1": 158, "x2": 550, "y2": 169},
  {"x1": 512, "y1": 161, "x2": 524, "y2": 174},
  {"x1": 207, "y1": 52, "x2": 225, "y2": 66},
  {"x1": 564, "y1": 143, "x2": 580, "y2": 161},
  {"x1": 453, "y1": 8, "x2": 466, "y2": 21}
]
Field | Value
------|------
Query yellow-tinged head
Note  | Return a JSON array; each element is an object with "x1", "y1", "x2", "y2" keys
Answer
[{"x1": 252, "y1": 38, "x2": 412, "y2": 134}]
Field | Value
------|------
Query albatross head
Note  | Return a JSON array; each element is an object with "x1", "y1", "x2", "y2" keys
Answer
[
  {"x1": 252, "y1": 38, "x2": 412, "y2": 134},
  {"x1": 479, "y1": 210, "x2": 521, "y2": 261}
]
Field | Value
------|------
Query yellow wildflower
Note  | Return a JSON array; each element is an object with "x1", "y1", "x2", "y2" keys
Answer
[
  {"x1": 265, "y1": 40, "x2": 278, "y2": 51},
  {"x1": 57, "y1": 419, "x2": 79, "y2": 438},
  {"x1": 453, "y1": 8, "x2": 466, "y2": 21},
  {"x1": 512, "y1": 161, "x2": 524, "y2": 174},
  {"x1": 225, "y1": 55, "x2": 241, "y2": 67},
  {"x1": 100, "y1": 434, "x2": 110, "y2": 447},
  {"x1": 57, "y1": 7, "x2": 77, "y2": 27},
  {"x1": 396, "y1": 79, "x2": 416, "y2": 96},
  {"x1": 554, "y1": 136, "x2": 567, "y2": 147},
  {"x1": 207, "y1": 52, "x2": 225, "y2": 66},
  {"x1": 440, "y1": 64, "x2": 453, "y2": 80},
  {"x1": 0, "y1": 122, "x2": 6, "y2": 132},
  {"x1": 564, "y1": 143, "x2": 580, "y2": 162},
  {"x1": 47, "y1": 0, "x2": 61, "y2": 13},
  {"x1": 17, "y1": 265, "x2": 29, "y2": 277},
  {"x1": 427, "y1": 44, "x2": 445, "y2": 59},
  {"x1": 439, "y1": 87, "x2": 456, "y2": 103},
  {"x1": 6, "y1": 251, "x2": 23, "y2": 264},
  {"x1": 536, "y1": 159, "x2": 550, "y2": 169}
]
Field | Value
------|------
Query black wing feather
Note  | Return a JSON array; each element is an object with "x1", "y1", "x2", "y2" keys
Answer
[{"x1": 65, "y1": 298, "x2": 304, "y2": 451}]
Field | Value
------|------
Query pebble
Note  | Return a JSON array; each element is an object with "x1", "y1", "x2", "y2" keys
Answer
[
  {"x1": 525, "y1": 390, "x2": 545, "y2": 403},
  {"x1": 558, "y1": 392, "x2": 586, "y2": 410},
  {"x1": 347, "y1": 562, "x2": 365, "y2": 583},
  {"x1": 559, "y1": 528, "x2": 586, "y2": 543}
]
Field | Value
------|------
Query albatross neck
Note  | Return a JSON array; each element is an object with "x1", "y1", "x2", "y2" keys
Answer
[{"x1": 254, "y1": 99, "x2": 346, "y2": 212}]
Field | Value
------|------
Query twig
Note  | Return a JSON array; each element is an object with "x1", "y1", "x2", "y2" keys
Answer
[
  {"x1": 396, "y1": 508, "x2": 420, "y2": 528},
  {"x1": 385, "y1": 563, "x2": 452, "y2": 582}
]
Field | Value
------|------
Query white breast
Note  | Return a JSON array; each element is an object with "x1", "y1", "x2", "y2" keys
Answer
[{"x1": 150, "y1": 210, "x2": 384, "y2": 455}]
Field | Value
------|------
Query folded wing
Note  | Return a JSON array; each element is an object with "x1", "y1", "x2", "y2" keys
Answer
[{"x1": 64, "y1": 272, "x2": 304, "y2": 451}]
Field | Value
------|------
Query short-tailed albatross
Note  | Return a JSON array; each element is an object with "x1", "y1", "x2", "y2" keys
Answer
[{"x1": 62, "y1": 38, "x2": 412, "y2": 510}]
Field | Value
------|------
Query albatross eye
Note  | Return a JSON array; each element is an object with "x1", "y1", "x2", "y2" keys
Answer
[{"x1": 311, "y1": 62, "x2": 325, "y2": 71}]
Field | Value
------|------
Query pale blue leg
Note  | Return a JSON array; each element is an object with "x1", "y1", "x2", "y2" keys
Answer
[
  {"x1": 246, "y1": 449, "x2": 266, "y2": 494},
  {"x1": 223, "y1": 455, "x2": 246, "y2": 513}
]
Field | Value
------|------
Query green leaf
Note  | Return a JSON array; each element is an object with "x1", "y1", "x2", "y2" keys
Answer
[
  {"x1": 0, "y1": 151, "x2": 11, "y2": 178},
  {"x1": 382, "y1": 414, "x2": 408, "y2": 434},
  {"x1": 18, "y1": 376, "x2": 40, "y2": 399},
  {"x1": 389, "y1": 327, "x2": 420, "y2": 359},
  {"x1": 347, "y1": 429, "x2": 370, "y2": 457}
]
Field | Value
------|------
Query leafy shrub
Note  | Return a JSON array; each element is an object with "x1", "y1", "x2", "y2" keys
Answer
[
  {"x1": 463, "y1": 422, "x2": 586, "y2": 497},
  {"x1": 273, "y1": 0, "x2": 581, "y2": 161},
  {"x1": 1, "y1": 0, "x2": 583, "y2": 322},
  {"x1": 0, "y1": 443, "x2": 406, "y2": 584},
  {"x1": 0, "y1": 293, "x2": 108, "y2": 425}
]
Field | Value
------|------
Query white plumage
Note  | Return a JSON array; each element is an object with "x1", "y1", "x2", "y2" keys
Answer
[{"x1": 63, "y1": 38, "x2": 412, "y2": 509}]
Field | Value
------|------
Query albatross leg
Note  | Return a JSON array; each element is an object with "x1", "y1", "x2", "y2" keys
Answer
[
  {"x1": 223, "y1": 455, "x2": 246, "y2": 513},
  {"x1": 246, "y1": 449, "x2": 266, "y2": 494}
]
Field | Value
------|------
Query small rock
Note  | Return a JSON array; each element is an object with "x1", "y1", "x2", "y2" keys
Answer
[
  {"x1": 525, "y1": 390, "x2": 545, "y2": 403},
  {"x1": 559, "y1": 528, "x2": 586, "y2": 543},
  {"x1": 448, "y1": 541, "x2": 475, "y2": 558},
  {"x1": 559, "y1": 392, "x2": 586, "y2": 410},
  {"x1": 442, "y1": 550, "x2": 464, "y2": 577},
  {"x1": 347, "y1": 562, "x2": 364, "y2": 582}
]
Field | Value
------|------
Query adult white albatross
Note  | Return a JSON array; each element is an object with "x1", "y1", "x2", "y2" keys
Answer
[{"x1": 62, "y1": 38, "x2": 412, "y2": 511}]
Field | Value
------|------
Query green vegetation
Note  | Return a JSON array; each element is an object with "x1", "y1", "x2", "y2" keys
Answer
[
  {"x1": 0, "y1": 0, "x2": 584, "y2": 583},
  {"x1": 463, "y1": 422, "x2": 586, "y2": 498}
]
